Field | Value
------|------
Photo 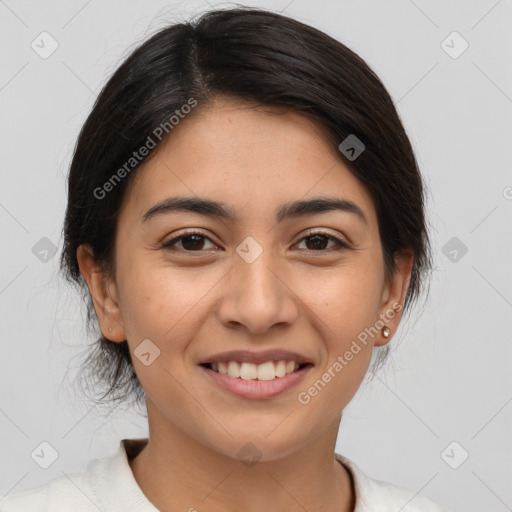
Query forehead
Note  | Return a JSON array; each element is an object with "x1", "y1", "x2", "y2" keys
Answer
[{"x1": 121, "y1": 97, "x2": 378, "y2": 228}]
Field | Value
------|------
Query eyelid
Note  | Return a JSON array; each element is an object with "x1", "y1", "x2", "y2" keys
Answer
[{"x1": 300, "y1": 228, "x2": 350, "y2": 243}]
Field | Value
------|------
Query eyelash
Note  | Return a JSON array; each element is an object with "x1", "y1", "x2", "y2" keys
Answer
[{"x1": 160, "y1": 229, "x2": 351, "y2": 254}]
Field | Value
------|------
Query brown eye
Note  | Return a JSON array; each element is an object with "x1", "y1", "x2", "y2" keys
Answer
[
  {"x1": 296, "y1": 233, "x2": 350, "y2": 252},
  {"x1": 161, "y1": 231, "x2": 217, "y2": 252}
]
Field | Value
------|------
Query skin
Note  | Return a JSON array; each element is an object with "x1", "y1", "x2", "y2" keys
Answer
[{"x1": 77, "y1": 95, "x2": 413, "y2": 512}]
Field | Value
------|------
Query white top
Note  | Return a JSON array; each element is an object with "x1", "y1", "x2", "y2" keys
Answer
[{"x1": 0, "y1": 438, "x2": 449, "y2": 511}]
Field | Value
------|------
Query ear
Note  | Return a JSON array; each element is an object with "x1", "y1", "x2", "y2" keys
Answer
[
  {"x1": 374, "y1": 249, "x2": 414, "y2": 347},
  {"x1": 76, "y1": 244, "x2": 127, "y2": 342}
]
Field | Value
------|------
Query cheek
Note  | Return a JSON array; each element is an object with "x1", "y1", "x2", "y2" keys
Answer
[
  {"x1": 295, "y1": 260, "x2": 382, "y2": 407},
  {"x1": 303, "y1": 260, "x2": 384, "y2": 339},
  {"x1": 116, "y1": 260, "x2": 222, "y2": 345}
]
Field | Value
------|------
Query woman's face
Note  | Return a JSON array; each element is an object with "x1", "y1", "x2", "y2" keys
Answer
[{"x1": 79, "y1": 96, "x2": 412, "y2": 461}]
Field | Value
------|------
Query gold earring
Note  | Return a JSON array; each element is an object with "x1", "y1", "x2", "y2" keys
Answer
[{"x1": 382, "y1": 326, "x2": 390, "y2": 338}]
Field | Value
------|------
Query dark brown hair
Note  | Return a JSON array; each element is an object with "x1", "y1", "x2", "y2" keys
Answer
[{"x1": 60, "y1": 6, "x2": 433, "y2": 411}]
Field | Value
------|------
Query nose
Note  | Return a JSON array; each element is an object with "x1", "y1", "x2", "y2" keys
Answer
[{"x1": 215, "y1": 248, "x2": 299, "y2": 335}]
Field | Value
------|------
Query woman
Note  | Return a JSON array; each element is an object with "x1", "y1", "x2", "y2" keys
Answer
[{"x1": 0, "y1": 7, "x2": 450, "y2": 511}]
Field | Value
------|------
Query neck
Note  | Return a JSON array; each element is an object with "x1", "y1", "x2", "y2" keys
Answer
[{"x1": 129, "y1": 401, "x2": 355, "y2": 512}]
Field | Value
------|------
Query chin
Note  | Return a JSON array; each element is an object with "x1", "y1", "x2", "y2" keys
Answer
[{"x1": 202, "y1": 424, "x2": 312, "y2": 464}]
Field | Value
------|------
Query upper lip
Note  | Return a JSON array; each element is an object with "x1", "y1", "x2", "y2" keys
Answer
[{"x1": 198, "y1": 349, "x2": 314, "y2": 365}]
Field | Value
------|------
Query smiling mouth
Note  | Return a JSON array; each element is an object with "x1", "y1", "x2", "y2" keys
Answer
[{"x1": 200, "y1": 361, "x2": 312, "y2": 381}]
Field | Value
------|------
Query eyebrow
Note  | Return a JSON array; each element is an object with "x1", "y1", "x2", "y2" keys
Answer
[{"x1": 142, "y1": 196, "x2": 368, "y2": 226}]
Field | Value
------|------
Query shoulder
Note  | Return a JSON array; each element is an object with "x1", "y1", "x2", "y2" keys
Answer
[
  {"x1": 336, "y1": 454, "x2": 450, "y2": 512},
  {"x1": 0, "y1": 452, "x2": 108, "y2": 511},
  {"x1": 0, "y1": 439, "x2": 151, "y2": 512}
]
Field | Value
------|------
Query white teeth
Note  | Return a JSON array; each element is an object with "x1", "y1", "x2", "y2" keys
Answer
[
  {"x1": 209, "y1": 360, "x2": 302, "y2": 380},
  {"x1": 257, "y1": 361, "x2": 275, "y2": 381},
  {"x1": 275, "y1": 360, "x2": 287, "y2": 377},
  {"x1": 240, "y1": 362, "x2": 258, "y2": 380},
  {"x1": 227, "y1": 361, "x2": 240, "y2": 378}
]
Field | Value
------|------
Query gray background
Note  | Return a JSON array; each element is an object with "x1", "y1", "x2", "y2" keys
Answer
[{"x1": 1, "y1": 1, "x2": 511, "y2": 511}]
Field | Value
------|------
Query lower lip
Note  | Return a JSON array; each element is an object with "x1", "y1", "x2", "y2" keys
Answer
[{"x1": 199, "y1": 364, "x2": 313, "y2": 399}]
